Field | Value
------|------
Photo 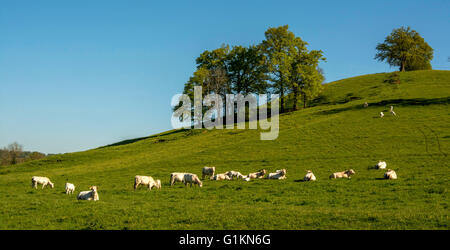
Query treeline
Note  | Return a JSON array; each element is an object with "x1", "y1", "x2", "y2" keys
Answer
[
  {"x1": 0, "y1": 142, "x2": 46, "y2": 166},
  {"x1": 179, "y1": 25, "x2": 326, "y2": 113}
]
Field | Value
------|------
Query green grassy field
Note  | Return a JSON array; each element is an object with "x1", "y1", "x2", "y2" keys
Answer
[{"x1": 1, "y1": 70, "x2": 448, "y2": 229}]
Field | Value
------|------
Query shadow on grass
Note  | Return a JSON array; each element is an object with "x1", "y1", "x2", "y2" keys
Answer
[
  {"x1": 316, "y1": 97, "x2": 450, "y2": 116},
  {"x1": 99, "y1": 129, "x2": 189, "y2": 148}
]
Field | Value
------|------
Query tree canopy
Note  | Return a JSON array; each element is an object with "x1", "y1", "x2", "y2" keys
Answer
[{"x1": 375, "y1": 26, "x2": 433, "y2": 72}]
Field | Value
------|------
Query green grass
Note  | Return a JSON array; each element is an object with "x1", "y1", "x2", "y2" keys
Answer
[{"x1": 0, "y1": 70, "x2": 449, "y2": 229}]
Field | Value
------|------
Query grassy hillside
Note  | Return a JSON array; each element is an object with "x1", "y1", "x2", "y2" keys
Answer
[{"x1": 0, "y1": 70, "x2": 448, "y2": 229}]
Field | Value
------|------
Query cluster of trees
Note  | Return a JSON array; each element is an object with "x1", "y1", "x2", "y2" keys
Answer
[
  {"x1": 0, "y1": 142, "x2": 46, "y2": 166},
  {"x1": 179, "y1": 25, "x2": 326, "y2": 113},
  {"x1": 375, "y1": 26, "x2": 433, "y2": 72}
]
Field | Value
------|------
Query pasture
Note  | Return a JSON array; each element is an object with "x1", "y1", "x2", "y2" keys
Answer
[{"x1": 0, "y1": 70, "x2": 448, "y2": 229}]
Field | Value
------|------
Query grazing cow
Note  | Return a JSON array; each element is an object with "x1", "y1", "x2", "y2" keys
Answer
[
  {"x1": 376, "y1": 161, "x2": 387, "y2": 169},
  {"x1": 267, "y1": 169, "x2": 287, "y2": 179},
  {"x1": 390, "y1": 106, "x2": 397, "y2": 116},
  {"x1": 384, "y1": 169, "x2": 397, "y2": 180},
  {"x1": 304, "y1": 170, "x2": 316, "y2": 181},
  {"x1": 329, "y1": 169, "x2": 355, "y2": 179},
  {"x1": 202, "y1": 166, "x2": 215, "y2": 180},
  {"x1": 77, "y1": 186, "x2": 99, "y2": 201},
  {"x1": 364, "y1": 102, "x2": 369, "y2": 108},
  {"x1": 380, "y1": 112, "x2": 384, "y2": 118},
  {"x1": 31, "y1": 176, "x2": 54, "y2": 189},
  {"x1": 225, "y1": 171, "x2": 244, "y2": 180},
  {"x1": 212, "y1": 173, "x2": 231, "y2": 181},
  {"x1": 183, "y1": 173, "x2": 203, "y2": 187},
  {"x1": 134, "y1": 175, "x2": 160, "y2": 190},
  {"x1": 65, "y1": 183, "x2": 75, "y2": 194},
  {"x1": 248, "y1": 169, "x2": 266, "y2": 179},
  {"x1": 170, "y1": 173, "x2": 202, "y2": 187}
]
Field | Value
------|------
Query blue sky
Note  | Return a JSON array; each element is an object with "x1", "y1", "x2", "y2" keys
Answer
[{"x1": 0, "y1": 0, "x2": 449, "y2": 153}]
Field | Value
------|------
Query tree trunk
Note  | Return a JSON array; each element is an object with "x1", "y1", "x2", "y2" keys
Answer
[
  {"x1": 303, "y1": 92, "x2": 307, "y2": 109},
  {"x1": 293, "y1": 88, "x2": 298, "y2": 111},
  {"x1": 280, "y1": 87, "x2": 285, "y2": 113},
  {"x1": 400, "y1": 61, "x2": 406, "y2": 72}
]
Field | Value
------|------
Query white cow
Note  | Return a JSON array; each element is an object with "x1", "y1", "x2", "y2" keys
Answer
[
  {"x1": 31, "y1": 176, "x2": 54, "y2": 189},
  {"x1": 212, "y1": 173, "x2": 231, "y2": 181},
  {"x1": 247, "y1": 169, "x2": 266, "y2": 179},
  {"x1": 134, "y1": 175, "x2": 160, "y2": 190},
  {"x1": 77, "y1": 186, "x2": 99, "y2": 201},
  {"x1": 364, "y1": 102, "x2": 369, "y2": 108},
  {"x1": 202, "y1": 166, "x2": 215, "y2": 179},
  {"x1": 65, "y1": 183, "x2": 75, "y2": 194},
  {"x1": 266, "y1": 169, "x2": 287, "y2": 179},
  {"x1": 376, "y1": 161, "x2": 387, "y2": 169},
  {"x1": 304, "y1": 170, "x2": 316, "y2": 181},
  {"x1": 384, "y1": 169, "x2": 397, "y2": 180},
  {"x1": 330, "y1": 169, "x2": 355, "y2": 179},
  {"x1": 380, "y1": 112, "x2": 384, "y2": 118},
  {"x1": 225, "y1": 171, "x2": 244, "y2": 180},
  {"x1": 170, "y1": 173, "x2": 202, "y2": 187}
]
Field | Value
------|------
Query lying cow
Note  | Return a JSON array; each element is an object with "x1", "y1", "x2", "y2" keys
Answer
[
  {"x1": 266, "y1": 169, "x2": 287, "y2": 179},
  {"x1": 77, "y1": 186, "x2": 99, "y2": 201},
  {"x1": 248, "y1": 169, "x2": 266, "y2": 179},
  {"x1": 202, "y1": 166, "x2": 215, "y2": 180},
  {"x1": 329, "y1": 169, "x2": 355, "y2": 179},
  {"x1": 31, "y1": 176, "x2": 54, "y2": 189},
  {"x1": 225, "y1": 171, "x2": 244, "y2": 180},
  {"x1": 304, "y1": 170, "x2": 316, "y2": 181},
  {"x1": 384, "y1": 169, "x2": 397, "y2": 180},
  {"x1": 212, "y1": 173, "x2": 231, "y2": 181},
  {"x1": 376, "y1": 161, "x2": 387, "y2": 169}
]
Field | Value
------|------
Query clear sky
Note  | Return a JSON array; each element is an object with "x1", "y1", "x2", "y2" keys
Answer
[{"x1": 0, "y1": 0, "x2": 449, "y2": 154}]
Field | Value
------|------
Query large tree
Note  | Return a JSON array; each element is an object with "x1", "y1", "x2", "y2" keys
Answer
[
  {"x1": 260, "y1": 25, "x2": 299, "y2": 113},
  {"x1": 375, "y1": 26, "x2": 433, "y2": 72}
]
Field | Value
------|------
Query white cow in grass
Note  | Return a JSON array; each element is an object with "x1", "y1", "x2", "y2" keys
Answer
[
  {"x1": 266, "y1": 169, "x2": 287, "y2": 179},
  {"x1": 170, "y1": 173, "x2": 203, "y2": 187},
  {"x1": 31, "y1": 176, "x2": 54, "y2": 189},
  {"x1": 304, "y1": 170, "x2": 316, "y2": 181},
  {"x1": 77, "y1": 186, "x2": 99, "y2": 201},
  {"x1": 376, "y1": 161, "x2": 387, "y2": 169},
  {"x1": 202, "y1": 166, "x2": 215, "y2": 180},
  {"x1": 134, "y1": 175, "x2": 161, "y2": 190},
  {"x1": 225, "y1": 171, "x2": 244, "y2": 180},
  {"x1": 65, "y1": 183, "x2": 75, "y2": 194},
  {"x1": 390, "y1": 106, "x2": 397, "y2": 116},
  {"x1": 330, "y1": 169, "x2": 355, "y2": 179},
  {"x1": 384, "y1": 169, "x2": 397, "y2": 180}
]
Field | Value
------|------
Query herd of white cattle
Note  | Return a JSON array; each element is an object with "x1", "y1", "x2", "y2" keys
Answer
[{"x1": 30, "y1": 160, "x2": 397, "y2": 201}]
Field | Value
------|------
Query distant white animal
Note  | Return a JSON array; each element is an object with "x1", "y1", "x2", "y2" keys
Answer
[
  {"x1": 65, "y1": 183, "x2": 75, "y2": 194},
  {"x1": 170, "y1": 173, "x2": 202, "y2": 187},
  {"x1": 31, "y1": 176, "x2": 54, "y2": 189},
  {"x1": 267, "y1": 169, "x2": 287, "y2": 179},
  {"x1": 380, "y1": 112, "x2": 384, "y2": 118},
  {"x1": 390, "y1": 106, "x2": 396, "y2": 116},
  {"x1": 226, "y1": 171, "x2": 244, "y2": 180},
  {"x1": 77, "y1": 186, "x2": 99, "y2": 201},
  {"x1": 376, "y1": 161, "x2": 387, "y2": 169},
  {"x1": 134, "y1": 175, "x2": 160, "y2": 190},
  {"x1": 364, "y1": 102, "x2": 368, "y2": 108},
  {"x1": 202, "y1": 166, "x2": 215, "y2": 179},
  {"x1": 183, "y1": 173, "x2": 203, "y2": 187},
  {"x1": 384, "y1": 169, "x2": 397, "y2": 180},
  {"x1": 212, "y1": 173, "x2": 231, "y2": 181},
  {"x1": 243, "y1": 175, "x2": 251, "y2": 181},
  {"x1": 248, "y1": 169, "x2": 266, "y2": 179},
  {"x1": 304, "y1": 170, "x2": 316, "y2": 181},
  {"x1": 330, "y1": 169, "x2": 355, "y2": 179}
]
